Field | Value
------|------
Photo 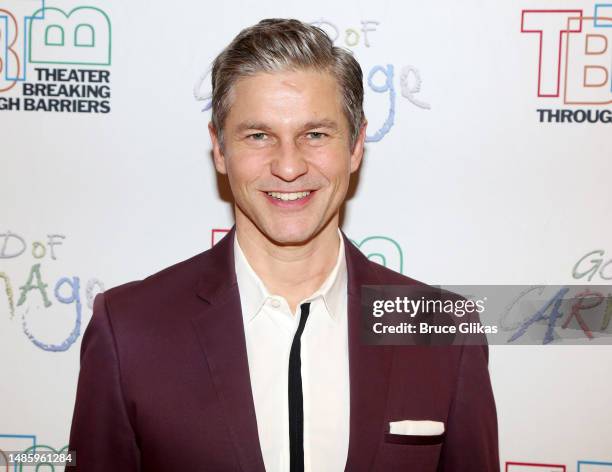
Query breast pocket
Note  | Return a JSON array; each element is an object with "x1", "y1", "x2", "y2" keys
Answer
[{"x1": 371, "y1": 433, "x2": 444, "y2": 471}]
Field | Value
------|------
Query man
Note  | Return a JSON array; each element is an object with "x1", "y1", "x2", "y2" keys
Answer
[{"x1": 67, "y1": 18, "x2": 499, "y2": 471}]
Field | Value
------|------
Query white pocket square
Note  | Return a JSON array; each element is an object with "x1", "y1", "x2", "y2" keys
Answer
[{"x1": 389, "y1": 419, "x2": 445, "y2": 436}]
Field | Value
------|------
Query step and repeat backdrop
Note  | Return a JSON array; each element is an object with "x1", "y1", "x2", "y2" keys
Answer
[{"x1": 1, "y1": 0, "x2": 611, "y2": 470}]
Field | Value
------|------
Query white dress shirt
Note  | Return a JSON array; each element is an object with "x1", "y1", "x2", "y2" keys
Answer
[{"x1": 233, "y1": 228, "x2": 350, "y2": 472}]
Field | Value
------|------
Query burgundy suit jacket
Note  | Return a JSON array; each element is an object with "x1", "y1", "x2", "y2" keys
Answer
[{"x1": 67, "y1": 226, "x2": 499, "y2": 471}]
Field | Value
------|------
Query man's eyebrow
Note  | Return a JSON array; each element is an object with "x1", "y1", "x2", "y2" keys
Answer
[
  {"x1": 233, "y1": 119, "x2": 340, "y2": 134},
  {"x1": 301, "y1": 119, "x2": 340, "y2": 131},
  {"x1": 234, "y1": 121, "x2": 273, "y2": 134}
]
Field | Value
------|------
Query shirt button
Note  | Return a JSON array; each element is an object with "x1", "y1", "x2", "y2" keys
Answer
[{"x1": 270, "y1": 298, "x2": 281, "y2": 308}]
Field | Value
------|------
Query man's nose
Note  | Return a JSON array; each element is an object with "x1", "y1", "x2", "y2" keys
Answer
[{"x1": 270, "y1": 140, "x2": 308, "y2": 182}]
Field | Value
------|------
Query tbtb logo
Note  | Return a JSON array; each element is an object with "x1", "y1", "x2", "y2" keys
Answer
[
  {"x1": 521, "y1": 6, "x2": 612, "y2": 123},
  {"x1": 0, "y1": 1, "x2": 112, "y2": 113}
]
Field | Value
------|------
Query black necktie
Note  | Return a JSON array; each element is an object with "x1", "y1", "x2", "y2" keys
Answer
[{"x1": 289, "y1": 302, "x2": 311, "y2": 472}]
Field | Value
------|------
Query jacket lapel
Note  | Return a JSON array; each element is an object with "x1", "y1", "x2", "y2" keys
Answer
[
  {"x1": 191, "y1": 226, "x2": 266, "y2": 472},
  {"x1": 190, "y1": 226, "x2": 394, "y2": 472},
  {"x1": 341, "y1": 230, "x2": 394, "y2": 472}
]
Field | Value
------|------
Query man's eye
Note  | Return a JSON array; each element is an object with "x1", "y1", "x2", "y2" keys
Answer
[
  {"x1": 307, "y1": 132, "x2": 326, "y2": 139},
  {"x1": 248, "y1": 133, "x2": 267, "y2": 140}
]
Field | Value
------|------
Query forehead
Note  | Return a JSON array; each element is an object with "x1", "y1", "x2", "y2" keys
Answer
[{"x1": 225, "y1": 68, "x2": 345, "y2": 127}]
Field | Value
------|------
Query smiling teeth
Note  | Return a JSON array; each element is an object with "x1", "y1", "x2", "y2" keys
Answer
[{"x1": 267, "y1": 191, "x2": 311, "y2": 201}]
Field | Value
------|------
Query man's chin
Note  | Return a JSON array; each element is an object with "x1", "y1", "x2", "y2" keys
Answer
[{"x1": 261, "y1": 225, "x2": 317, "y2": 247}]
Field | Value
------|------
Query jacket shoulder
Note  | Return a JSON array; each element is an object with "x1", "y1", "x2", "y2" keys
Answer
[
  {"x1": 368, "y1": 257, "x2": 430, "y2": 288},
  {"x1": 366, "y1": 257, "x2": 468, "y2": 310},
  {"x1": 100, "y1": 247, "x2": 213, "y2": 312}
]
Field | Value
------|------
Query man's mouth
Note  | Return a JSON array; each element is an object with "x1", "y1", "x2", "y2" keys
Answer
[{"x1": 266, "y1": 191, "x2": 312, "y2": 201}]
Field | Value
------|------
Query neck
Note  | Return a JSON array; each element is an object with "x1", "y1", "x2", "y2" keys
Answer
[{"x1": 235, "y1": 215, "x2": 341, "y2": 313}]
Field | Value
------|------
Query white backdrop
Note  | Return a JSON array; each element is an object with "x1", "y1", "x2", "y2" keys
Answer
[{"x1": 1, "y1": 0, "x2": 611, "y2": 470}]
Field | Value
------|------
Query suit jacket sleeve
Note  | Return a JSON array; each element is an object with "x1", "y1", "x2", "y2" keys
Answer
[
  {"x1": 437, "y1": 340, "x2": 500, "y2": 471},
  {"x1": 66, "y1": 291, "x2": 141, "y2": 471}
]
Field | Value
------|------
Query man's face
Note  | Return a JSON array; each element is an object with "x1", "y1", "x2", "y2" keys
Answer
[{"x1": 209, "y1": 68, "x2": 366, "y2": 245}]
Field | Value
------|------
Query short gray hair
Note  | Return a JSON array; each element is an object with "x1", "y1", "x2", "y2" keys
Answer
[{"x1": 210, "y1": 18, "x2": 365, "y2": 152}]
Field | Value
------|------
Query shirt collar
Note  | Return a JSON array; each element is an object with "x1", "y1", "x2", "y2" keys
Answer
[{"x1": 234, "y1": 228, "x2": 347, "y2": 324}]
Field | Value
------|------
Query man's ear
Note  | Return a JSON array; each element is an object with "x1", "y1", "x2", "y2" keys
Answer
[
  {"x1": 349, "y1": 119, "x2": 368, "y2": 173},
  {"x1": 208, "y1": 122, "x2": 227, "y2": 175}
]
